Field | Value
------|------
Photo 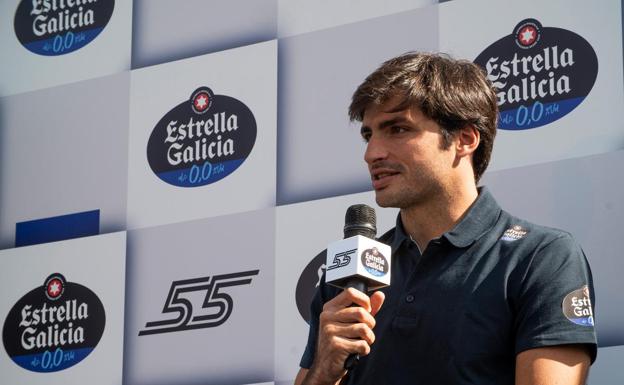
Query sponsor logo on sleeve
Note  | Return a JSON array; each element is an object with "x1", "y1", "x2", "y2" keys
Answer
[
  {"x1": 360, "y1": 247, "x2": 388, "y2": 277},
  {"x1": 147, "y1": 86, "x2": 257, "y2": 188},
  {"x1": 2, "y1": 273, "x2": 106, "y2": 372},
  {"x1": 562, "y1": 285, "x2": 594, "y2": 326},
  {"x1": 474, "y1": 18, "x2": 598, "y2": 130},
  {"x1": 14, "y1": 0, "x2": 114, "y2": 56},
  {"x1": 138, "y1": 270, "x2": 259, "y2": 336}
]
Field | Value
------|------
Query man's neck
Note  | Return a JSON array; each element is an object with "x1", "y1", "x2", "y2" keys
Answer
[{"x1": 400, "y1": 185, "x2": 479, "y2": 252}]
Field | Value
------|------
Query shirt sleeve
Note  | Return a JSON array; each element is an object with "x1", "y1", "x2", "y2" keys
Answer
[{"x1": 513, "y1": 233, "x2": 597, "y2": 362}]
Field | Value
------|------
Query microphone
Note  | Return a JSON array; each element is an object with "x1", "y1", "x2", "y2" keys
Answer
[{"x1": 325, "y1": 204, "x2": 391, "y2": 370}]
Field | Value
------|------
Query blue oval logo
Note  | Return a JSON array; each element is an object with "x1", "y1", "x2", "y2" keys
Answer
[
  {"x1": 474, "y1": 19, "x2": 598, "y2": 130},
  {"x1": 2, "y1": 274, "x2": 106, "y2": 372},
  {"x1": 360, "y1": 247, "x2": 388, "y2": 277},
  {"x1": 147, "y1": 87, "x2": 257, "y2": 187},
  {"x1": 14, "y1": 0, "x2": 115, "y2": 56}
]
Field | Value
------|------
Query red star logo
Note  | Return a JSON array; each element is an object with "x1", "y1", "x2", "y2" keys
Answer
[
  {"x1": 193, "y1": 92, "x2": 210, "y2": 112},
  {"x1": 518, "y1": 25, "x2": 537, "y2": 46},
  {"x1": 46, "y1": 278, "x2": 63, "y2": 299}
]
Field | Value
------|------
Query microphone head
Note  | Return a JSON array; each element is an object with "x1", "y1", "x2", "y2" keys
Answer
[{"x1": 344, "y1": 204, "x2": 376, "y2": 239}]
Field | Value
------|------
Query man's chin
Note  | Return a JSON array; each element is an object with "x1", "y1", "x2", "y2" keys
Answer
[{"x1": 375, "y1": 192, "x2": 399, "y2": 208}]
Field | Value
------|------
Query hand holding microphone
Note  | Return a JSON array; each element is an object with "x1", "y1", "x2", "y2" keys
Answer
[{"x1": 306, "y1": 204, "x2": 391, "y2": 384}]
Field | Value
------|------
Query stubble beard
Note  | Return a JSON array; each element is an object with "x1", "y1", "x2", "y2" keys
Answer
[{"x1": 375, "y1": 172, "x2": 443, "y2": 210}]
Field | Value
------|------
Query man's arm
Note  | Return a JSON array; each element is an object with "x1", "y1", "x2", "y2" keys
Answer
[{"x1": 515, "y1": 345, "x2": 591, "y2": 385}]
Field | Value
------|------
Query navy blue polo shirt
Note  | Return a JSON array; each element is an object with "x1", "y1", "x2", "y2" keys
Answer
[{"x1": 300, "y1": 188, "x2": 597, "y2": 385}]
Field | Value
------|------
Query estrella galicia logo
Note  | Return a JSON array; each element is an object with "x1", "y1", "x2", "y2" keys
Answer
[
  {"x1": 14, "y1": 0, "x2": 114, "y2": 56},
  {"x1": 562, "y1": 285, "x2": 594, "y2": 327},
  {"x1": 147, "y1": 86, "x2": 257, "y2": 188},
  {"x1": 2, "y1": 273, "x2": 106, "y2": 373},
  {"x1": 474, "y1": 18, "x2": 598, "y2": 130},
  {"x1": 295, "y1": 251, "x2": 327, "y2": 324},
  {"x1": 138, "y1": 270, "x2": 259, "y2": 336},
  {"x1": 360, "y1": 247, "x2": 388, "y2": 277}
]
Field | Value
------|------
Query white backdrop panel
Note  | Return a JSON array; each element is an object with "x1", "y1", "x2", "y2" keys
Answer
[
  {"x1": 0, "y1": 0, "x2": 132, "y2": 97},
  {"x1": 440, "y1": 0, "x2": 624, "y2": 171},
  {"x1": 0, "y1": 232, "x2": 126, "y2": 385},
  {"x1": 124, "y1": 209, "x2": 275, "y2": 385},
  {"x1": 127, "y1": 40, "x2": 277, "y2": 230}
]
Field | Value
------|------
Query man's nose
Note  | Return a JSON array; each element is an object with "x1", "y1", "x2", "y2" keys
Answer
[{"x1": 364, "y1": 135, "x2": 388, "y2": 165}]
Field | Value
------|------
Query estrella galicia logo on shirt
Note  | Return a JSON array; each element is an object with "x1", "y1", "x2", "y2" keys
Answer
[
  {"x1": 296, "y1": 251, "x2": 327, "y2": 324},
  {"x1": 138, "y1": 270, "x2": 259, "y2": 336},
  {"x1": 360, "y1": 247, "x2": 388, "y2": 277},
  {"x1": 2, "y1": 273, "x2": 106, "y2": 373},
  {"x1": 562, "y1": 285, "x2": 594, "y2": 326},
  {"x1": 147, "y1": 86, "x2": 257, "y2": 188},
  {"x1": 500, "y1": 225, "x2": 529, "y2": 242},
  {"x1": 474, "y1": 18, "x2": 598, "y2": 130},
  {"x1": 14, "y1": 0, "x2": 114, "y2": 56}
]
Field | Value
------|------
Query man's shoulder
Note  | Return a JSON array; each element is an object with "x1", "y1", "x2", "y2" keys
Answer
[{"x1": 496, "y1": 209, "x2": 581, "y2": 257}]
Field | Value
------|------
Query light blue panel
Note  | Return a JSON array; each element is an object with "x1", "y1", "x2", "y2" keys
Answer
[
  {"x1": 132, "y1": 0, "x2": 277, "y2": 69},
  {"x1": 0, "y1": 73, "x2": 130, "y2": 251},
  {"x1": 588, "y1": 345, "x2": 624, "y2": 384},
  {"x1": 277, "y1": 6, "x2": 439, "y2": 205},
  {"x1": 482, "y1": 150, "x2": 624, "y2": 347}
]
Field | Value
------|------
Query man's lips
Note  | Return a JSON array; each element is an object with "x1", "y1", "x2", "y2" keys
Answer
[{"x1": 370, "y1": 166, "x2": 400, "y2": 190}]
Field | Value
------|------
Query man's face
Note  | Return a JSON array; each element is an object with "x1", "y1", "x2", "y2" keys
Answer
[{"x1": 360, "y1": 97, "x2": 457, "y2": 209}]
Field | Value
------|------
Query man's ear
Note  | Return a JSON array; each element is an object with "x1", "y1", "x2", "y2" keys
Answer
[{"x1": 455, "y1": 125, "x2": 480, "y2": 157}]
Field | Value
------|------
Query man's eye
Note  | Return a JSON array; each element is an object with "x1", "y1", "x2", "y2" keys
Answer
[
  {"x1": 362, "y1": 134, "x2": 371, "y2": 143},
  {"x1": 390, "y1": 126, "x2": 406, "y2": 134}
]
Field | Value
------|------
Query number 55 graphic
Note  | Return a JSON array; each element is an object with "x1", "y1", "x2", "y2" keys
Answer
[{"x1": 139, "y1": 270, "x2": 259, "y2": 336}]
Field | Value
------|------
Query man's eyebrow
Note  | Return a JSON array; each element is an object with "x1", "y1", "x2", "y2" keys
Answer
[
  {"x1": 361, "y1": 117, "x2": 410, "y2": 135},
  {"x1": 379, "y1": 117, "x2": 409, "y2": 129}
]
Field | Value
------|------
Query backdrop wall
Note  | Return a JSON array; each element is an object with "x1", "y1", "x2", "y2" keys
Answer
[{"x1": 1, "y1": 0, "x2": 622, "y2": 384}]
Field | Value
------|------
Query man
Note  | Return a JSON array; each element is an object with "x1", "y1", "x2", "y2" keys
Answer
[{"x1": 295, "y1": 52, "x2": 597, "y2": 385}]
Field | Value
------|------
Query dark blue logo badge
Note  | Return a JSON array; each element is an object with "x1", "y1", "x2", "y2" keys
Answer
[
  {"x1": 14, "y1": 0, "x2": 115, "y2": 56},
  {"x1": 361, "y1": 247, "x2": 388, "y2": 277},
  {"x1": 474, "y1": 19, "x2": 598, "y2": 130},
  {"x1": 147, "y1": 86, "x2": 257, "y2": 188},
  {"x1": 2, "y1": 273, "x2": 106, "y2": 372}
]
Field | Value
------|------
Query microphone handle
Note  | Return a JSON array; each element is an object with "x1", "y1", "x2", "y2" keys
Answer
[{"x1": 343, "y1": 278, "x2": 368, "y2": 371}]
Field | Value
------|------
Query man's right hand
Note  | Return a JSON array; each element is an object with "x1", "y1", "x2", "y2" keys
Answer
[{"x1": 298, "y1": 287, "x2": 385, "y2": 385}]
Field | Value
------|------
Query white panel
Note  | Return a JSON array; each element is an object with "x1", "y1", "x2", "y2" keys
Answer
[
  {"x1": 0, "y1": 232, "x2": 126, "y2": 385},
  {"x1": 126, "y1": 40, "x2": 277, "y2": 230},
  {"x1": 124, "y1": 209, "x2": 275, "y2": 385},
  {"x1": 0, "y1": 0, "x2": 132, "y2": 97},
  {"x1": 440, "y1": 0, "x2": 624, "y2": 171},
  {"x1": 275, "y1": 191, "x2": 398, "y2": 382},
  {"x1": 278, "y1": 0, "x2": 436, "y2": 37},
  {"x1": 0, "y1": 73, "x2": 130, "y2": 250}
]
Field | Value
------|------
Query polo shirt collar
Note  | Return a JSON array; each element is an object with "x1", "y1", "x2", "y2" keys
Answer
[
  {"x1": 443, "y1": 186, "x2": 501, "y2": 248},
  {"x1": 389, "y1": 186, "x2": 502, "y2": 251}
]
